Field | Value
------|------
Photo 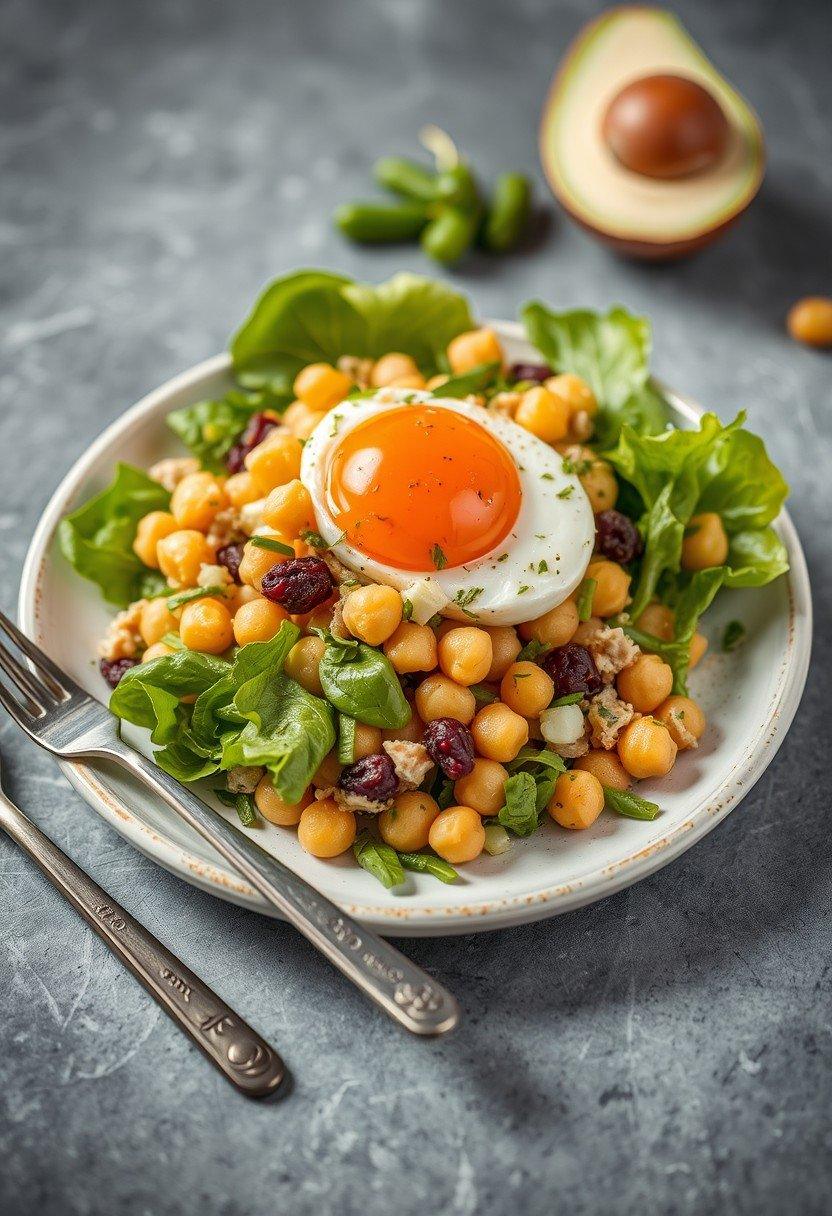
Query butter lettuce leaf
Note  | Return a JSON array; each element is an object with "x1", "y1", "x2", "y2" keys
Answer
[
  {"x1": 231, "y1": 270, "x2": 474, "y2": 394},
  {"x1": 167, "y1": 388, "x2": 289, "y2": 474},
  {"x1": 520, "y1": 302, "x2": 667, "y2": 445},
  {"x1": 58, "y1": 464, "x2": 171, "y2": 606}
]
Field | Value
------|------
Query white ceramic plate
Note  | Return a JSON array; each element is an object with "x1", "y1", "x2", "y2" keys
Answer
[{"x1": 18, "y1": 322, "x2": 812, "y2": 936}]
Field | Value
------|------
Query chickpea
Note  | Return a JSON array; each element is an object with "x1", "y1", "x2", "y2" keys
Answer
[
  {"x1": 133, "y1": 511, "x2": 177, "y2": 569},
  {"x1": 470, "y1": 702, "x2": 529, "y2": 763},
  {"x1": 655, "y1": 695, "x2": 706, "y2": 751},
  {"x1": 518, "y1": 597, "x2": 578, "y2": 647},
  {"x1": 548, "y1": 770, "x2": 605, "y2": 830},
  {"x1": 261, "y1": 479, "x2": 315, "y2": 536},
  {"x1": 379, "y1": 791, "x2": 440, "y2": 852},
  {"x1": 293, "y1": 363, "x2": 352, "y2": 411},
  {"x1": 616, "y1": 653, "x2": 673, "y2": 714},
  {"x1": 170, "y1": 471, "x2": 228, "y2": 532},
  {"x1": 139, "y1": 597, "x2": 178, "y2": 648},
  {"x1": 564, "y1": 446, "x2": 618, "y2": 513},
  {"x1": 280, "y1": 401, "x2": 309, "y2": 431},
  {"x1": 500, "y1": 661, "x2": 554, "y2": 718},
  {"x1": 447, "y1": 327, "x2": 503, "y2": 374},
  {"x1": 681, "y1": 513, "x2": 729, "y2": 571},
  {"x1": 425, "y1": 374, "x2": 449, "y2": 391},
  {"x1": 233, "y1": 597, "x2": 289, "y2": 646},
  {"x1": 142, "y1": 641, "x2": 174, "y2": 663},
  {"x1": 303, "y1": 602, "x2": 335, "y2": 636},
  {"x1": 389, "y1": 373, "x2": 427, "y2": 389},
  {"x1": 313, "y1": 750, "x2": 343, "y2": 789},
  {"x1": 382, "y1": 698, "x2": 424, "y2": 744},
  {"x1": 224, "y1": 471, "x2": 262, "y2": 509},
  {"x1": 428, "y1": 805, "x2": 485, "y2": 863},
  {"x1": 586, "y1": 558, "x2": 631, "y2": 618},
  {"x1": 438, "y1": 627, "x2": 493, "y2": 687},
  {"x1": 295, "y1": 409, "x2": 328, "y2": 440},
  {"x1": 574, "y1": 749, "x2": 630, "y2": 791},
  {"x1": 514, "y1": 386, "x2": 570, "y2": 444},
  {"x1": 787, "y1": 296, "x2": 832, "y2": 348},
  {"x1": 245, "y1": 432, "x2": 303, "y2": 495},
  {"x1": 179, "y1": 598, "x2": 234, "y2": 654},
  {"x1": 157, "y1": 530, "x2": 215, "y2": 589},
  {"x1": 572, "y1": 615, "x2": 603, "y2": 646},
  {"x1": 689, "y1": 632, "x2": 708, "y2": 669},
  {"x1": 254, "y1": 776, "x2": 312, "y2": 826},
  {"x1": 453, "y1": 758, "x2": 508, "y2": 818},
  {"x1": 342, "y1": 584, "x2": 403, "y2": 646},
  {"x1": 483, "y1": 626, "x2": 521, "y2": 681},
  {"x1": 635, "y1": 602, "x2": 675, "y2": 641},
  {"x1": 545, "y1": 373, "x2": 598, "y2": 419},
  {"x1": 297, "y1": 799, "x2": 356, "y2": 858},
  {"x1": 228, "y1": 583, "x2": 262, "y2": 615},
  {"x1": 353, "y1": 723, "x2": 383, "y2": 760},
  {"x1": 384, "y1": 622, "x2": 438, "y2": 674},
  {"x1": 371, "y1": 353, "x2": 420, "y2": 387},
  {"x1": 237, "y1": 532, "x2": 293, "y2": 590},
  {"x1": 284, "y1": 635, "x2": 325, "y2": 695},
  {"x1": 415, "y1": 674, "x2": 476, "y2": 725},
  {"x1": 617, "y1": 717, "x2": 677, "y2": 779}
]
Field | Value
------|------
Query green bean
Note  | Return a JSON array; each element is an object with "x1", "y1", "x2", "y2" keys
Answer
[
  {"x1": 482, "y1": 173, "x2": 531, "y2": 251},
  {"x1": 373, "y1": 156, "x2": 439, "y2": 202},
  {"x1": 434, "y1": 162, "x2": 479, "y2": 210},
  {"x1": 334, "y1": 200, "x2": 430, "y2": 243},
  {"x1": 420, "y1": 205, "x2": 480, "y2": 264}
]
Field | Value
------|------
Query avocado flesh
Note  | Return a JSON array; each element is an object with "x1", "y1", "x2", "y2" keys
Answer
[{"x1": 540, "y1": 7, "x2": 764, "y2": 254}]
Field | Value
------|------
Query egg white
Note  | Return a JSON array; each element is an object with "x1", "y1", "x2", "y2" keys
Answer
[{"x1": 300, "y1": 390, "x2": 595, "y2": 627}]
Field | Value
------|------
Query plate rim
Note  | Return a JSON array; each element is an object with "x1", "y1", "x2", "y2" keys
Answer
[{"x1": 18, "y1": 325, "x2": 813, "y2": 935}]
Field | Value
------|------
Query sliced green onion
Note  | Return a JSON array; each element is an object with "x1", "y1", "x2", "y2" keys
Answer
[
  {"x1": 549, "y1": 691, "x2": 582, "y2": 707},
  {"x1": 249, "y1": 536, "x2": 294, "y2": 556},
  {"x1": 603, "y1": 786, "x2": 660, "y2": 821},
  {"x1": 576, "y1": 578, "x2": 597, "y2": 622},
  {"x1": 167, "y1": 584, "x2": 227, "y2": 611},
  {"x1": 398, "y1": 851, "x2": 458, "y2": 884}
]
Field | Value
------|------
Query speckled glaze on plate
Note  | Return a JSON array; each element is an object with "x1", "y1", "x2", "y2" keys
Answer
[{"x1": 18, "y1": 322, "x2": 812, "y2": 936}]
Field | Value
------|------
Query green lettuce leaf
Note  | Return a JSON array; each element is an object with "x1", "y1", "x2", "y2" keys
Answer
[
  {"x1": 520, "y1": 303, "x2": 667, "y2": 445},
  {"x1": 497, "y1": 772, "x2": 539, "y2": 837},
  {"x1": 231, "y1": 270, "x2": 474, "y2": 394},
  {"x1": 110, "y1": 650, "x2": 231, "y2": 744},
  {"x1": 318, "y1": 634, "x2": 410, "y2": 730},
  {"x1": 58, "y1": 464, "x2": 171, "y2": 606},
  {"x1": 167, "y1": 388, "x2": 289, "y2": 473}
]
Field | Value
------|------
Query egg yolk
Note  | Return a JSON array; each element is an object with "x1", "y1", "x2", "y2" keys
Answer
[{"x1": 325, "y1": 405, "x2": 522, "y2": 571}]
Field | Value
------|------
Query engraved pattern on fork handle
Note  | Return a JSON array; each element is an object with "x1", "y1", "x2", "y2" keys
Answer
[
  {"x1": 0, "y1": 791, "x2": 286, "y2": 1097},
  {"x1": 114, "y1": 746, "x2": 460, "y2": 1035}
]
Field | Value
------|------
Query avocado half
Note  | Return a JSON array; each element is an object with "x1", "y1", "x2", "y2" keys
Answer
[{"x1": 540, "y1": 7, "x2": 765, "y2": 259}]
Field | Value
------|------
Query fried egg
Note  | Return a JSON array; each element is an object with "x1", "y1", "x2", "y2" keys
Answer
[{"x1": 300, "y1": 390, "x2": 595, "y2": 626}]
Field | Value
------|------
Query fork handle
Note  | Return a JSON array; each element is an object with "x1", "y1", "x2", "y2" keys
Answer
[
  {"x1": 107, "y1": 744, "x2": 459, "y2": 1036},
  {"x1": 0, "y1": 790, "x2": 286, "y2": 1097}
]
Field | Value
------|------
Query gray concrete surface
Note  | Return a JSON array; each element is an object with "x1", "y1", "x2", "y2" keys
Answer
[{"x1": 1, "y1": 1, "x2": 830, "y2": 1213}]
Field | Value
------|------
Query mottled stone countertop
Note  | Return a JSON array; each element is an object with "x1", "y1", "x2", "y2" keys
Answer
[{"x1": 1, "y1": 1, "x2": 830, "y2": 1213}]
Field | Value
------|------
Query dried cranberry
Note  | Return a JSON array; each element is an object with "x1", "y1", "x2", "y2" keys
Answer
[
  {"x1": 225, "y1": 412, "x2": 279, "y2": 474},
  {"x1": 595, "y1": 510, "x2": 643, "y2": 564},
  {"x1": 423, "y1": 717, "x2": 475, "y2": 780},
  {"x1": 99, "y1": 657, "x2": 138, "y2": 688},
  {"x1": 541, "y1": 643, "x2": 603, "y2": 698},
  {"x1": 338, "y1": 753, "x2": 399, "y2": 803},
  {"x1": 261, "y1": 556, "x2": 334, "y2": 613},
  {"x1": 216, "y1": 542, "x2": 244, "y2": 583},
  {"x1": 509, "y1": 362, "x2": 553, "y2": 384}
]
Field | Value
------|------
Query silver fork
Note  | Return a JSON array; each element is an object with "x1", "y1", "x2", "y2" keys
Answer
[{"x1": 0, "y1": 609, "x2": 459, "y2": 1036}]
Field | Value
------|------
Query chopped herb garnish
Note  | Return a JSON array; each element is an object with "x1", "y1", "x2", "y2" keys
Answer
[
  {"x1": 549, "y1": 691, "x2": 583, "y2": 707},
  {"x1": 249, "y1": 536, "x2": 295, "y2": 556},
  {"x1": 576, "y1": 577, "x2": 597, "y2": 621},
  {"x1": 497, "y1": 553, "x2": 509, "y2": 563},
  {"x1": 537, "y1": 560, "x2": 549, "y2": 573},
  {"x1": 722, "y1": 620, "x2": 746, "y2": 652},
  {"x1": 453, "y1": 587, "x2": 484, "y2": 617},
  {"x1": 541, "y1": 473, "x2": 554, "y2": 481},
  {"x1": 301, "y1": 528, "x2": 346, "y2": 551},
  {"x1": 518, "y1": 585, "x2": 530, "y2": 594},
  {"x1": 517, "y1": 638, "x2": 546, "y2": 662},
  {"x1": 562, "y1": 456, "x2": 592, "y2": 476},
  {"x1": 401, "y1": 598, "x2": 414, "y2": 621},
  {"x1": 470, "y1": 683, "x2": 498, "y2": 704},
  {"x1": 167, "y1": 584, "x2": 227, "y2": 611},
  {"x1": 556, "y1": 485, "x2": 574, "y2": 500},
  {"x1": 427, "y1": 613, "x2": 443, "y2": 629},
  {"x1": 430, "y1": 543, "x2": 447, "y2": 570}
]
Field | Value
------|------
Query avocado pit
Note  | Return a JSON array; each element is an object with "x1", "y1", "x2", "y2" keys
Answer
[{"x1": 603, "y1": 74, "x2": 730, "y2": 180}]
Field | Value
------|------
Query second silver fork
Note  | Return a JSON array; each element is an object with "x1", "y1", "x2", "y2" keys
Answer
[{"x1": 0, "y1": 608, "x2": 460, "y2": 1037}]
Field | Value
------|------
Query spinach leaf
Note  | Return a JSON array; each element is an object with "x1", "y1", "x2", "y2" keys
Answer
[
  {"x1": 154, "y1": 738, "x2": 220, "y2": 783},
  {"x1": 353, "y1": 832, "x2": 405, "y2": 889},
  {"x1": 110, "y1": 651, "x2": 231, "y2": 744},
  {"x1": 318, "y1": 635, "x2": 410, "y2": 730},
  {"x1": 231, "y1": 270, "x2": 474, "y2": 393},
  {"x1": 497, "y1": 771, "x2": 539, "y2": 837},
  {"x1": 435, "y1": 361, "x2": 500, "y2": 398},
  {"x1": 166, "y1": 388, "x2": 287, "y2": 473},
  {"x1": 58, "y1": 464, "x2": 171, "y2": 606},
  {"x1": 221, "y1": 672, "x2": 335, "y2": 804},
  {"x1": 521, "y1": 303, "x2": 666, "y2": 446}
]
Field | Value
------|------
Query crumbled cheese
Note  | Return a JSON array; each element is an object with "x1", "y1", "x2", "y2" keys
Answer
[
  {"x1": 226, "y1": 765, "x2": 264, "y2": 794},
  {"x1": 489, "y1": 391, "x2": 522, "y2": 417},
  {"x1": 197, "y1": 563, "x2": 233, "y2": 590},
  {"x1": 402, "y1": 576, "x2": 449, "y2": 626},
  {"x1": 584, "y1": 624, "x2": 640, "y2": 683},
  {"x1": 330, "y1": 598, "x2": 350, "y2": 640},
  {"x1": 239, "y1": 500, "x2": 267, "y2": 535},
  {"x1": 148, "y1": 457, "x2": 199, "y2": 493},
  {"x1": 207, "y1": 506, "x2": 245, "y2": 549},
  {"x1": 382, "y1": 740, "x2": 433, "y2": 789},
  {"x1": 552, "y1": 732, "x2": 589, "y2": 760},
  {"x1": 97, "y1": 599, "x2": 147, "y2": 661},
  {"x1": 587, "y1": 686, "x2": 636, "y2": 750},
  {"x1": 332, "y1": 787, "x2": 393, "y2": 814},
  {"x1": 664, "y1": 704, "x2": 699, "y2": 750}
]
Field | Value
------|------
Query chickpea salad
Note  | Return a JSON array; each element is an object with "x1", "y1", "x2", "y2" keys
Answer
[{"x1": 59, "y1": 270, "x2": 789, "y2": 890}]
